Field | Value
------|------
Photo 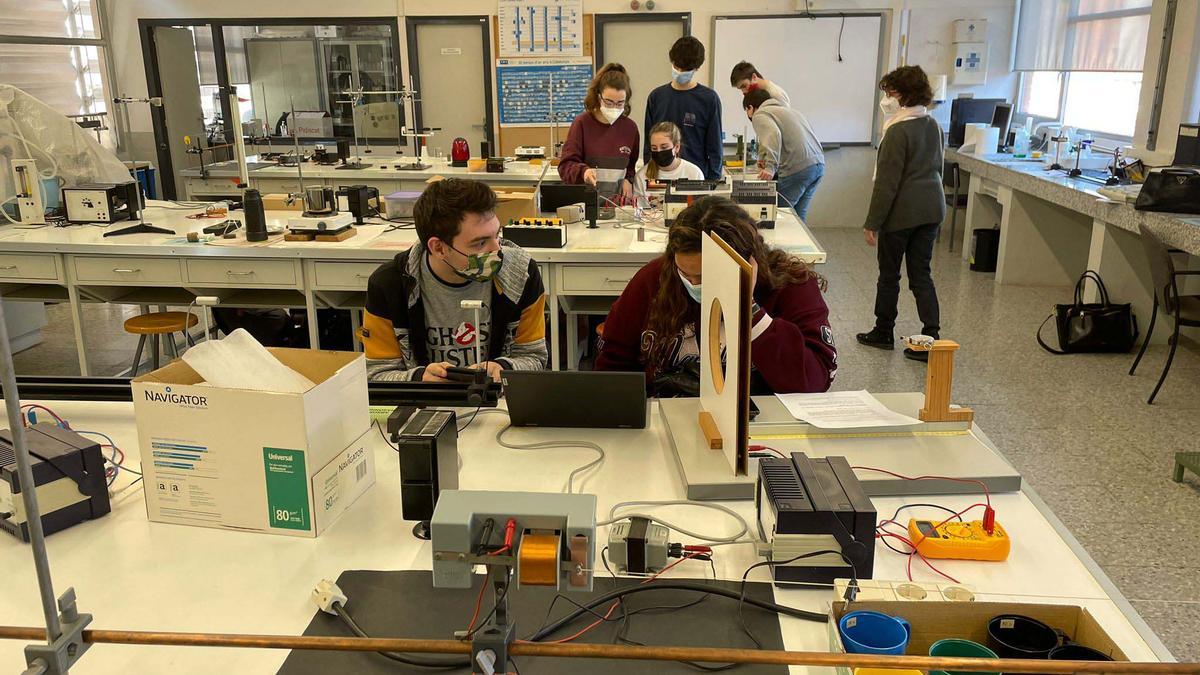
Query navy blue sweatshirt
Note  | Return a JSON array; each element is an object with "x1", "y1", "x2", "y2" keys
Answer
[{"x1": 643, "y1": 83, "x2": 724, "y2": 180}]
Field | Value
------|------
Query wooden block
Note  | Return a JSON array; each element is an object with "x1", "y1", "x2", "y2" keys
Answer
[
  {"x1": 283, "y1": 232, "x2": 315, "y2": 242},
  {"x1": 698, "y1": 411, "x2": 723, "y2": 450},
  {"x1": 262, "y1": 193, "x2": 304, "y2": 212},
  {"x1": 315, "y1": 226, "x2": 356, "y2": 242}
]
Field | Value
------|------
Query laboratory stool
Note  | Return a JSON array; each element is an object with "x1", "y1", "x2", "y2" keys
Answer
[{"x1": 124, "y1": 311, "x2": 198, "y2": 375}]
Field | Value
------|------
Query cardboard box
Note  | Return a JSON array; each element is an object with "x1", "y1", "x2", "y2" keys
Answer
[
  {"x1": 292, "y1": 111, "x2": 333, "y2": 138},
  {"x1": 493, "y1": 186, "x2": 539, "y2": 224},
  {"x1": 827, "y1": 600, "x2": 1128, "y2": 675},
  {"x1": 262, "y1": 193, "x2": 304, "y2": 212},
  {"x1": 426, "y1": 175, "x2": 539, "y2": 224},
  {"x1": 131, "y1": 349, "x2": 374, "y2": 537}
]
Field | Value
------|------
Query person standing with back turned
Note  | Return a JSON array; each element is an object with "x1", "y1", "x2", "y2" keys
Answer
[
  {"x1": 855, "y1": 65, "x2": 946, "y2": 362},
  {"x1": 644, "y1": 36, "x2": 724, "y2": 180}
]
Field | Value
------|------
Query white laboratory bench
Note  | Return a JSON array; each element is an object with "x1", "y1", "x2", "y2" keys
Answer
[
  {"x1": 180, "y1": 155, "x2": 560, "y2": 199},
  {"x1": 946, "y1": 149, "x2": 1200, "y2": 344},
  {"x1": 0, "y1": 201, "x2": 824, "y2": 375},
  {"x1": 0, "y1": 396, "x2": 1174, "y2": 673}
]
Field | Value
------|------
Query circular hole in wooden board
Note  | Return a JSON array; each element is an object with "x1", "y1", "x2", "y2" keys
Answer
[{"x1": 708, "y1": 296, "x2": 727, "y2": 395}]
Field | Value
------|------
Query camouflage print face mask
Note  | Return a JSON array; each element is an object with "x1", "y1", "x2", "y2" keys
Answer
[{"x1": 447, "y1": 244, "x2": 503, "y2": 283}]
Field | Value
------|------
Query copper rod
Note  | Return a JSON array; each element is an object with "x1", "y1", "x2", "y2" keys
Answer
[{"x1": 0, "y1": 626, "x2": 1196, "y2": 673}]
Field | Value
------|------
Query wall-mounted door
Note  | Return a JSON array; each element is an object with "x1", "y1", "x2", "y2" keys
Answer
[
  {"x1": 149, "y1": 26, "x2": 205, "y2": 199},
  {"x1": 594, "y1": 13, "x2": 691, "y2": 144},
  {"x1": 407, "y1": 16, "x2": 494, "y2": 156}
]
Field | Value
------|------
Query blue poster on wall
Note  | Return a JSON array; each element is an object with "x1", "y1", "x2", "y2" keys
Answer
[{"x1": 496, "y1": 57, "x2": 593, "y2": 127}]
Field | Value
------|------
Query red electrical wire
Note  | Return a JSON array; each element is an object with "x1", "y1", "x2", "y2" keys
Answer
[
  {"x1": 748, "y1": 445, "x2": 787, "y2": 459},
  {"x1": 463, "y1": 576, "x2": 489, "y2": 636},
  {"x1": 851, "y1": 466, "x2": 991, "y2": 509}
]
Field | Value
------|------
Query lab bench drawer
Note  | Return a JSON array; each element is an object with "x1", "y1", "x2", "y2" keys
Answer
[
  {"x1": 557, "y1": 264, "x2": 639, "y2": 293},
  {"x1": 186, "y1": 259, "x2": 299, "y2": 287},
  {"x1": 313, "y1": 262, "x2": 382, "y2": 288},
  {"x1": 253, "y1": 178, "x2": 306, "y2": 195},
  {"x1": 72, "y1": 256, "x2": 182, "y2": 284},
  {"x1": 0, "y1": 254, "x2": 60, "y2": 281}
]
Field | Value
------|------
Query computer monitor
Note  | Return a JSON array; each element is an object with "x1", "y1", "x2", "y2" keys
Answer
[
  {"x1": 949, "y1": 97, "x2": 1006, "y2": 148},
  {"x1": 990, "y1": 102, "x2": 1013, "y2": 151}
]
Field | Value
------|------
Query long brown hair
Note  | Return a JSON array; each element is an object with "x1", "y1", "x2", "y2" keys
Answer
[
  {"x1": 584, "y1": 63, "x2": 632, "y2": 117},
  {"x1": 645, "y1": 121, "x2": 682, "y2": 181},
  {"x1": 645, "y1": 196, "x2": 826, "y2": 369}
]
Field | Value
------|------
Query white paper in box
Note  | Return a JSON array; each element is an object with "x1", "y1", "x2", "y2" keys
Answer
[{"x1": 131, "y1": 349, "x2": 372, "y2": 537}]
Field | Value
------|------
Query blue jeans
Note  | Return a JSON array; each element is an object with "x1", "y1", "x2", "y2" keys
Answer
[{"x1": 776, "y1": 163, "x2": 825, "y2": 223}]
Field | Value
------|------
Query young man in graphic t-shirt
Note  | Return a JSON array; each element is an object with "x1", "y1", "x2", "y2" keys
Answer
[{"x1": 362, "y1": 178, "x2": 547, "y2": 382}]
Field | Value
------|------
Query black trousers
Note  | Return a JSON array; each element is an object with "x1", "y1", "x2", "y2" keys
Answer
[{"x1": 873, "y1": 222, "x2": 941, "y2": 336}]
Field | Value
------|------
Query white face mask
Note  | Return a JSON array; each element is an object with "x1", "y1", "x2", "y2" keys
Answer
[
  {"x1": 599, "y1": 106, "x2": 623, "y2": 125},
  {"x1": 879, "y1": 95, "x2": 901, "y2": 116},
  {"x1": 671, "y1": 67, "x2": 695, "y2": 85}
]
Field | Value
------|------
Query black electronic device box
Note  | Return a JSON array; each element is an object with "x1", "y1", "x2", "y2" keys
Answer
[
  {"x1": 389, "y1": 408, "x2": 458, "y2": 540},
  {"x1": 502, "y1": 371, "x2": 647, "y2": 429},
  {"x1": 540, "y1": 183, "x2": 598, "y2": 227},
  {"x1": 337, "y1": 184, "x2": 379, "y2": 225},
  {"x1": 503, "y1": 217, "x2": 567, "y2": 248},
  {"x1": 62, "y1": 181, "x2": 141, "y2": 223},
  {"x1": 948, "y1": 97, "x2": 1006, "y2": 148},
  {"x1": 1174, "y1": 123, "x2": 1200, "y2": 167},
  {"x1": 756, "y1": 452, "x2": 875, "y2": 586},
  {"x1": 1, "y1": 423, "x2": 111, "y2": 542}
]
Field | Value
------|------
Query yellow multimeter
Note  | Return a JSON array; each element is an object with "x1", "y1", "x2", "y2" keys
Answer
[{"x1": 908, "y1": 518, "x2": 1011, "y2": 561}]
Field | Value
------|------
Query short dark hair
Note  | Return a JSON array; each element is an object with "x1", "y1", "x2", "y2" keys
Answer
[
  {"x1": 729, "y1": 61, "x2": 762, "y2": 87},
  {"x1": 742, "y1": 88, "x2": 772, "y2": 111},
  {"x1": 669, "y1": 36, "x2": 705, "y2": 71},
  {"x1": 413, "y1": 178, "x2": 497, "y2": 246},
  {"x1": 879, "y1": 65, "x2": 933, "y2": 107}
]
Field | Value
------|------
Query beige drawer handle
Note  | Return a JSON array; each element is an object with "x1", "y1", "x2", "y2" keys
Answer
[
  {"x1": 0, "y1": 265, "x2": 17, "y2": 270},
  {"x1": 354, "y1": 273, "x2": 370, "y2": 278},
  {"x1": 226, "y1": 270, "x2": 255, "y2": 276},
  {"x1": 602, "y1": 277, "x2": 630, "y2": 284},
  {"x1": 113, "y1": 268, "x2": 141, "y2": 273}
]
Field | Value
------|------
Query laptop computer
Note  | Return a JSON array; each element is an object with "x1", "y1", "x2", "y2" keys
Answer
[{"x1": 502, "y1": 371, "x2": 647, "y2": 429}]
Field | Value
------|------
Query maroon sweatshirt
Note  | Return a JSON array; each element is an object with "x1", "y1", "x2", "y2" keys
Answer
[
  {"x1": 594, "y1": 257, "x2": 837, "y2": 394},
  {"x1": 558, "y1": 112, "x2": 639, "y2": 185}
]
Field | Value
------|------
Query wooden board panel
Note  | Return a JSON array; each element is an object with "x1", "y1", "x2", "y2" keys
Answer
[{"x1": 699, "y1": 232, "x2": 751, "y2": 475}]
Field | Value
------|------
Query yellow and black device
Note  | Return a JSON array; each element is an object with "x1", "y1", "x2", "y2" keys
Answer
[
  {"x1": 908, "y1": 517, "x2": 1011, "y2": 562},
  {"x1": 502, "y1": 217, "x2": 567, "y2": 248}
]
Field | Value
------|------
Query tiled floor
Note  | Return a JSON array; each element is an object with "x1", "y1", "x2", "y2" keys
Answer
[
  {"x1": 8, "y1": 224, "x2": 1200, "y2": 660},
  {"x1": 816, "y1": 226, "x2": 1200, "y2": 662}
]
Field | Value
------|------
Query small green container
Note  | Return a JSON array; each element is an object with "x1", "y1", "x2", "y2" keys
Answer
[{"x1": 929, "y1": 638, "x2": 1000, "y2": 675}]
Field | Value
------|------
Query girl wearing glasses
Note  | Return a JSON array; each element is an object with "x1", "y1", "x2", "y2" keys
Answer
[{"x1": 558, "y1": 63, "x2": 638, "y2": 202}]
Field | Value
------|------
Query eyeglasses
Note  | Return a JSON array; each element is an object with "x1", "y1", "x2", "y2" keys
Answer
[{"x1": 601, "y1": 97, "x2": 626, "y2": 109}]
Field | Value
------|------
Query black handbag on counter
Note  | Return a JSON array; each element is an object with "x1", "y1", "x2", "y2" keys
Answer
[
  {"x1": 1134, "y1": 167, "x2": 1200, "y2": 214},
  {"x1": 1037, "y1": 271, "x2": 1138, "y2": 355}
]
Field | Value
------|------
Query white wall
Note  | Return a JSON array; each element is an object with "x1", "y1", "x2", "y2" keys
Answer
[
  {"x1": 106, "y1": 0, "x2": 1020, "y2": 227},
  {"x1": 1132, "y1": 0, "x2": 1200, "y2": 165}
]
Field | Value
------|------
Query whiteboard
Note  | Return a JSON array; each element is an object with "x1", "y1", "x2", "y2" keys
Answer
[{"x1": 711, "y1": 14, "x2": 883, "y2": 145}]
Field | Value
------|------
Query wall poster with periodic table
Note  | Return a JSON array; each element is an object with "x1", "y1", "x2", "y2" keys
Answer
[{"x1": 496, "y1": 57, "x2": 593, "y2": 127}]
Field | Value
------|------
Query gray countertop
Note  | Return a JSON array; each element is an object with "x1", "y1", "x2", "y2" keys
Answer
[{"x1": 947, "y1": 149, "x2": 1200, "y2": 256}]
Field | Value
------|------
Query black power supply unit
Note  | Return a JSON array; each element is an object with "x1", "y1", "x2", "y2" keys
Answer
[{"x1": 1, "y1": 423, "x2": 110, "y2": 542}]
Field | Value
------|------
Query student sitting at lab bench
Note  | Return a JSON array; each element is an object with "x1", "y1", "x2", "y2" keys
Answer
[
  {"x1": 362, "y1": 178, "x2": 547, "y2": 382},
  {"x1": 594, "y1": 196, "x2": 836, "y2": 395},
  {"x1": 635, "y1": 121, "x2": 705, "y2": 200}
]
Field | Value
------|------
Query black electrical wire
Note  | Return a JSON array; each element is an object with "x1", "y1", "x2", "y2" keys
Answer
[
  {"x1": 736, "y1": 550, "x2": 854, "y2": 650},
  {"x1": 877, "y1": 503, "x2": 964, "y2": 555},
  {"x1": 457, "y1": 405, "x2": 484, "y2": 433},
  {"x1": 527, "y1": 581, "x2": 826, "y2": 643},
  {"x1": 837, "y1": 15, "x2": 846, "y2": 62},
  {"x1": 374, "y1": 419, "x2": 399, "y2": 452},
  {"x1": 462, "y1": 581, "x2": 511, "y2": 641},
  {"x1": 332, "y1": 603, "x2": 469, "y2": 669}
]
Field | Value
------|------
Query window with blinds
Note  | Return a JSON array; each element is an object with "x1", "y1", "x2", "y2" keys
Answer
[{"x1": 0, "y1": 0, "x2": 107, "y2": 119}]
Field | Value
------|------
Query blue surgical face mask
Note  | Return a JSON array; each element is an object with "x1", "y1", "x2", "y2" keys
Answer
[
  {"x1": 678, "y1": 270, "x2": 701, "y2": 303},
  {"x1": 671, "y1": 67, "x2": 695, "y2": 86}
]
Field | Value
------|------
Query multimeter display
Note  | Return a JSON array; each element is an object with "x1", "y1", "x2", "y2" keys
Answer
[{"x1": 908, "y1": 518, "x2": 1010, "y2": 561}]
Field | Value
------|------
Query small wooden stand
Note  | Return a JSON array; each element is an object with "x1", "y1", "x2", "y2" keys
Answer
[
  {"x1": 284, "y1": 226, "x2": 357, "y2": 242},
  {"x1": 907, "y1": 338, "x2": 974, "y2": 426},
  {"x1": 698, "y1": 411, "x2": 723, "y2": 450}
]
